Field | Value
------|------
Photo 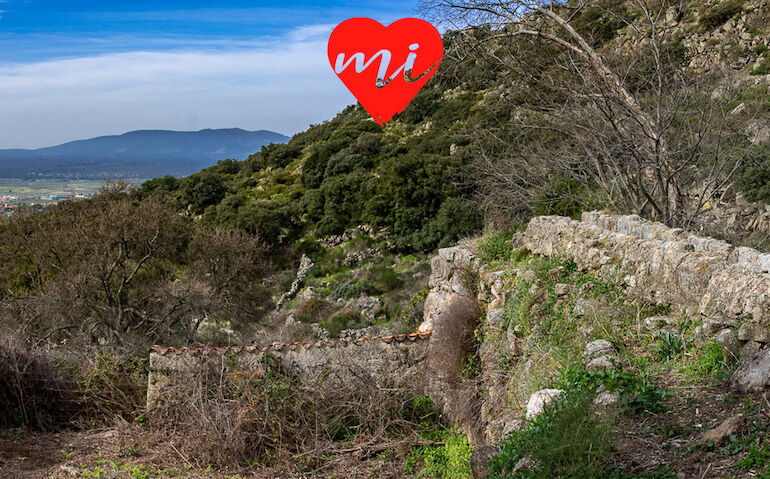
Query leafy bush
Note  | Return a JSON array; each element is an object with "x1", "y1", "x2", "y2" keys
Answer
[
  {"x1": 557, "y1": 368, "x2": 668, "y2": 417},
  {"x1": 406, "y1": 429, "x2": 473, "y2": 479},
  {"x1": 488, "y1": 388, "x2": 613, "y2": 479},
  {"x1": 181, "y1": 171, "x2": 228, "y2": 214},
  {"x1": 479, "y1": 230, "x2": 516, "y2": 262},
  {"x1": 654, "y1": 329, "x2": 692, "y2": 362},
  {"x1": 739, "y1": 157, "x2": 770, "y2": 202},
  {"x1": 698, "y1": 0, "x2": 746, "y2": 30},
  {"x1": 685, "y1": 342, "x2": 728, "y2": 379},
  {"x1": 374, "y1": 268, "x2": 402, "y2": 292}
]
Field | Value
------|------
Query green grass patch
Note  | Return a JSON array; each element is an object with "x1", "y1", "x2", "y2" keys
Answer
[
  {"x1": 487, "y1": 387, "x2": 613, "y2": 479},
  {"x1": 406, "y1": 429, "x2": 473, "y2": 479}
]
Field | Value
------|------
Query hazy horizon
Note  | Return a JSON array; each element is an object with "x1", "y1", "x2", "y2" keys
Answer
[{"x1": 0, "y1": 1, "x2": 420, "y2": 149}]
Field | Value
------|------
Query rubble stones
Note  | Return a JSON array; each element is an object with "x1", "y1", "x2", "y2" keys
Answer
[
  {"x1": 526, "y1": 389, "x2": 564, "y2": 420},
  {"x1": 644, "y1": 316, "x2": 677, "y2": 330},
  {"x1": 695, "y1": 317, "x2": 737, "y2": 341},
  {"x1": 584, "y1": 339, "x2": 619, "y2": 372},
  {"x1": 740, "y1": 340, "x2": 764, "y2": 362}
]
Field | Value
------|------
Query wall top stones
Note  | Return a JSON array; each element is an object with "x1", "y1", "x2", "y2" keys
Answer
[{"x1": 148, "y1": 330, "x2": 431, "y2": 356}]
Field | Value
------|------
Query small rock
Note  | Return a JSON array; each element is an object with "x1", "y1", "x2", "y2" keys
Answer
[
  {"x1": 526, "y1": 389, "x2": 563, "y2": 420},
  {"x1": 586, "y1": 355, "x2": 616, "y2": 371},
  {"x1": 554, "y1": 283, "x2": 572, "y2": 296},
  {"x1": 714, "y1": 328, "x2": 740, "y2": 362},
  {"x1": 511, "y1": 232, "x2": 525, "y2": 249},
  {"x1": 696, "y1": 317, "x2": 736, "y2": 341},
  {"x1": 471, "y1": 445, "x2": 499, "y2": 479},
  {"x1": 730, "y1": 102, "x2": 747, "y2": 115},
  {"x1": 738, "y1": 322, "x2": 770, "y2": 343},
  {"x1": 572, "y1": 298, "x2": 602, "y2": 318},
  {"x1": 521, "y1": 269, "x2": 536, "y2": 283},
  {"x1": 643, "y1": 315, "x2": 677, "y2": 331},
  {"x1": 740, "y1": 340, "x2": 764, "y2": 362},
  {"x1": 584, "y1": 339, "x2": 616, "y2": 361},
  {"x1": 701, "y1": 414, "x2": 744, "y2": 447},
  {"x1": 731, "y1": 348, "x2": 770, "y2": 392},
  {"x1": 486, "y1": 308, "x2": 504, "y2": 329},
  {"x1": 310, "y1": 323, "x2": 329, "y2": 340},
  {"x1": 593, "y1": 391, "x2": 620, "y2": 408}
]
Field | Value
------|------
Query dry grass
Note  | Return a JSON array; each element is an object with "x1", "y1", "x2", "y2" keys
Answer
[
  {"x1": 151, "y1": 352, "x2": 432, "y2": 471},
  {"x1": 426, "y1": 295, "x2": 485, "y2": 444}
]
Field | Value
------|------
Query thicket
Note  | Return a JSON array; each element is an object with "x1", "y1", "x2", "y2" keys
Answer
[
  {"x1": 0, "y1": 182, "x2": 273, "y2": 349},
  {"x1": 157, "y1": 353, "x2": 446, "y2": 472}
]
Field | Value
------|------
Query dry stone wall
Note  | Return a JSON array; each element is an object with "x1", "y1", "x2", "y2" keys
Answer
[
  {"x1": 522, "y1": 212, "x2": 770, "y2": 338},
  {"x1": 147, "y1": 332, "x2": 430, "y2": 412}
]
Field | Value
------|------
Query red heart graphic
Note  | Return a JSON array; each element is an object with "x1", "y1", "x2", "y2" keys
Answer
[{"x1": 328, "y1": 18, "x2": 443, "y2": 126}]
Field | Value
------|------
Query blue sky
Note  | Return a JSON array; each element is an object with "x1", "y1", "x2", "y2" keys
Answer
[{"x1": 0, "y1": 1, "x2": 421, "y2": 148}]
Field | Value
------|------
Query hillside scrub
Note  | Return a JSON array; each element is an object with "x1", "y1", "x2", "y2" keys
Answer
[
  {"x1": 0, "y1": 182, "x2": 273, "y2": 349},
  {"x1": 422, "y1": 0, "x2": 764, "y2": 229}
]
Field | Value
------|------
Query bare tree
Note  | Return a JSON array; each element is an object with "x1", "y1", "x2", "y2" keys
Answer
[
  {"x1": 423, "y1": 0, "x2": 755, "y2": 227},
  {"x1": 0, "y1": 188, "x2": 272, "y2": 347}
]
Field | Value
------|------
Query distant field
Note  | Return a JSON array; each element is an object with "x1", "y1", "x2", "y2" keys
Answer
[{"x1": 0, "y1": 177, "x2": 149, "y2": 199}]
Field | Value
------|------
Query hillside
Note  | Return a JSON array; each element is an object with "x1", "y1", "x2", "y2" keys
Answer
[
  {"x1": 2, "y1": 0, "x2": 770, "y2": 477},
  {"x1": 0, "y1": 128, "x2": 290, "y2": 179}
]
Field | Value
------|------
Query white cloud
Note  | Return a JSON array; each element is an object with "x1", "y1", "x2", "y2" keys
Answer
[{"x1": 0, "y1": 25, "x2": 355, "y2": 149}]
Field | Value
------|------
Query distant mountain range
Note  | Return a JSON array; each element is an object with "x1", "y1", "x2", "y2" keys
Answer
[{"x1": 0, "y1": 128, "x2": 290, "y2": 179}]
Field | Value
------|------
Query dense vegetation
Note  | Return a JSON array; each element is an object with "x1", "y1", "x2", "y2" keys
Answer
[{"x1": 2, "y1": 0, "x2": 770, "y2": 477}]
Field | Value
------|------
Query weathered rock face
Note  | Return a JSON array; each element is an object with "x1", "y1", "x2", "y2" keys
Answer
[
  {"x1": 420, "y1": 246, "x2": 481, "y2": 333},
  {"x1": 731, "y1": 348, "x2": 770, "y2": 392},
  {"x1": 522, "y1": 212, "x2": 770, "y2": 337},
  {"x1": 146, "y1": 332, "x2": 430, "y2": 412}
]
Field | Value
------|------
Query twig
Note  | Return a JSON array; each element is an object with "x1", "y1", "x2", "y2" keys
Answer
[{"x1": 170, "y1": 442, "x2": 194, "y2": 470}]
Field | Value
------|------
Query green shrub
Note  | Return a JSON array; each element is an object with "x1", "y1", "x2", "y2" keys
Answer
[
  {"x1": 406, "y1": 429, "x2": 473, "y2": 479},
  {"x1": 751, "y1": 52, "x2": 770, "y2": 75},
  {"x1": 698, "y1": 0, "x2": 746, "y2": 30},
  {"x1": 374, "y1": 269, "x2": 401, "y2": 292},
  {"x1": 738, "y1": 157, "x2": 770, "y2": 202},
  {"x1": 479, "y1": 230, "x2": 515, "y2": 262},
  {"x1": 654, "y1": 330, "x2": 692, "y2": 362},
  {"x1": 181, "y1": 171, "x2": 228, "y2": 214},
  {"x1": 487, "y1": 388, "x2": 613, "y2": 479},
  {"x1": 688, "y1": 342, "x2": 726, "y2": 378},
  {"x1": 557, "y1": 368, "x2": 668, "y2": 417}
]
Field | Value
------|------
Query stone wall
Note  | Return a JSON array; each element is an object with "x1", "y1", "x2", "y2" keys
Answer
[
  {"x1": 419, "y1": 211, "x2": 770, "y2": 445},
  {"x1": 522, "y1": 212, "x2": 770, "y2": 341},
  {"x1": 147, "y1": 332, "x2": 430, "y2": 412}
]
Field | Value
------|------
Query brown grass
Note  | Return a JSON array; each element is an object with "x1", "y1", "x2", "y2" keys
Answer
[
  {"x1": 152, "y1": 352, "x2": 430, "y2": 470},
  {"x1": 426, "y1": 295, "x2": 485, "y2": 444}
]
